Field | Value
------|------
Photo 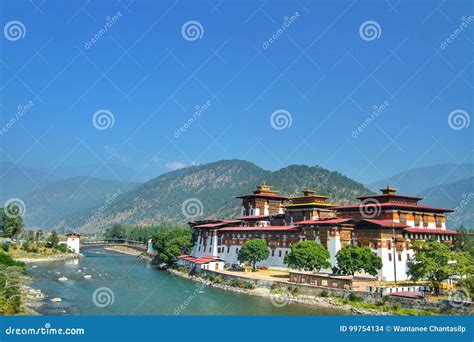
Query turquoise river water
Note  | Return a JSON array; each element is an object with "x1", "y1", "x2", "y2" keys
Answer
[{"x1": 28, "y1": 247, "x2": 349, "y2": 315}]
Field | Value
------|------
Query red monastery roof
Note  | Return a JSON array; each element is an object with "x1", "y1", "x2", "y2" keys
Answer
[
  {"x1": 238, "y1": 215, "x2": 271, "y2": 220},
  {"x1": 194, "y1": 220, "x2": 240, "y2": 228},
  {"x1": 219, "y1": 226, "x2": 299, "y2": 231},
  {"x1": 403, "y1": 228, "x2": 457, "y2": 235},
  {"x1": 235, "y1": 193, "x2": 289, "y2": 200}
]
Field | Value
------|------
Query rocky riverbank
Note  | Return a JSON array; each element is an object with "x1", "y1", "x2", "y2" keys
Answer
[
  {"x1": 166, "y1": 268, "x2": 386, "y2": 315},
  {"x1": 20, "y1": 276, "x2": 46, "y2": 315}
]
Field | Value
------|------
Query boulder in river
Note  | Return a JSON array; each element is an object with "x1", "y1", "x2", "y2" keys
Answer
[
  {"x1": 58, "y1": 276, "x2": 68, "y2": 282},
  {"x1": 83, "y1": 275, "x2": 92, "y2": 279},
  {"x1": 50, "y1": 297, "x2": 62, "y2": 303}
]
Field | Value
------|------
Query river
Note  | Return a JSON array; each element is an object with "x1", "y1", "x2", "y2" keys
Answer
[{"x1": 28, "y1": 247, "x2": 348, "y2": 315}]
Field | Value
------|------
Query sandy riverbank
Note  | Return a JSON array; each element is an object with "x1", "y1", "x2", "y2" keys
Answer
[
  {"x1": 105, "y1": 246, "x2": 144, "y2": 256},
  {"x1": 15, "y1": 253, "x2": 83, "y2": 263}
]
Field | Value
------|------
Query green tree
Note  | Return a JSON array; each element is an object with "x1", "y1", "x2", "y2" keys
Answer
[
  {"x1": 407, "y1": 239, "x2": 462, "y2": 295},
  {"x1": 105, "y1": 224, "x2": 127, "y2": 240},
  {"x1": 0, "y1": 207, "x2": 24, "y2": 239},
  {"x1": 452, "y1": 225, "x2": 474, "y2": 257},
  {"x1": 284, "y1": 240, "x2": 330, "y2": 271},
  {"x1": 335, "y1": 245, "x2": 383, "y2": 277},
  {"x1": 152, "y1": 227, "x2": 192, "y2": 265},
  {"x1": 238, "y1": 239, "x2": 270, "y2": 271},
  {"x1": 48, "y1": 231, "x2": 59, "y2": 249}
]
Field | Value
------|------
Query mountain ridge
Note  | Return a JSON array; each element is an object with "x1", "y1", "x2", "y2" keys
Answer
[{"x1": 53, "y1": 159, "x2": 372, "y2": 232}]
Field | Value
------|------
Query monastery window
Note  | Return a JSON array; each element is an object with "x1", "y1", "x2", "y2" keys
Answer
[
  {"x1": 399, "y1": 213, "x2": 407, "y2": 224},
  {"x1": 423, "y1": 215, "x2": 429, "y2": 227},
  {"x1": 227, "y1": 247, "x2": 230, "y2": 253},
  {"x1": 414, "y1": 215, "x2": 420, "y2": 226},
  {"x1": 271, "y1": 250, "x2": 275, "y2": 257},
  {"x1": 436, "y1": 216, "x2": 442, "y2": 228},
  {"x1": 279, "y1": 251, "x2": 282, "y2": 257},
  {"x1": 388, "y1": 253, "x2": 392, "y2": 262},
  {"x1": 398, "y1": 253, "x2": 402, "y2": 262}
]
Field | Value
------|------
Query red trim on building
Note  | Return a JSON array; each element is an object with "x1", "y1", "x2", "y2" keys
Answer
[
  {"x1": 334, "y1": 202, "x2": 454, "y2": 213},
  {"x1": 218, "y1": 226, "x2": 299, "y2": 231},
  {"x1": 361, "y1": 219, "x2": 408, "y2": 228},
  {"x1": 296, "y1": 218, "x2": 353, "y2": 225},
  {"x1": 403, "y1": 228, "x2": 457, "y2": 235}
]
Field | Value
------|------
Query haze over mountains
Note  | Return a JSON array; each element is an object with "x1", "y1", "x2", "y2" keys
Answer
[
  {"x1": 368, "y1": 163, "x2": 474, "y2": 196},
  {"x1": 1, "y1": 160, "x2": 472, "y2": 232}
]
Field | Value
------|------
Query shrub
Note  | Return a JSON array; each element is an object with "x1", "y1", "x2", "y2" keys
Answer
[
  {"x1": 207, "y1": 273, "x2": 223, "y2": 284},
  {"x1": 1, "y1": 243, "x2": 9, "y2": 252},
  {"x1": 348, "y1": 293, "x2": 362, "y2": 302},
  {"x1": 320, "y1": 290, "x2": 329, "y2": 297},
  {"x1": 243, "y1": 282, "x2": 255, "y2": 290},
  {"x1": 55, "y1": 244, "x2": 70, "y2": 253},
  {"x1": 288, "y1": 286, "x2": 300, "y2": 296}
]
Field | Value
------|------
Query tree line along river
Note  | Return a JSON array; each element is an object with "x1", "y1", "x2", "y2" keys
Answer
[{"x1": 28, "y1": 247, "x2": 348, "y2": 315}]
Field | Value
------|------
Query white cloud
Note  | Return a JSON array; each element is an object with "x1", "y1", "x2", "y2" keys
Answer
[
  {"x1": 104, "y1": 145, "x2": 128, "y2": 162},
  {"x1": 165, "y1": 161, "x2": 187, "y2": 171}
]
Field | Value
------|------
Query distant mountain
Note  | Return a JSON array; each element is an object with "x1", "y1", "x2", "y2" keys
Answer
[
  {"x1": 419, "y1": 177, "x2": 474, "y2": 228},
  {"x1": 368, "y1": 163, "x2": 474, "y2": 195},
  {"x1": 23, "y1": 176, "x2": 139, "y2": 229},
  {"x1": 0, "y1": 161, "x2": 59, "y2": 203},
  {"x1": 53, "y1": 159, "x2": 372, "y2": 233},
  {"x1": 55, "y1": 163, "x2": 141, "y2": 182}
]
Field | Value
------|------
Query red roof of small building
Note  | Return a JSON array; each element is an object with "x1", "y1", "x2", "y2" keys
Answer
[
  {"x1": 403, "y1": 228, "x2": 457, "y2": 235},
  {"x1": 334, "y1": 202, "x2": 454, "y2": 213},
  {"x1": 219, "y1": 226, "x2": 299, "y2": 231}
]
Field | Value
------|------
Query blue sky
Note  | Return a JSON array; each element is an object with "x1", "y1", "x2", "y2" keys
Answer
[{"x1": 0, "y1": 0, "x2": 472, "y2": 184}]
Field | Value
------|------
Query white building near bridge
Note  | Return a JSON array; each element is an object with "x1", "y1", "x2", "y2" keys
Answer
[{"x1": 66, "y1": 233, "x2": 81, "y2": 254}]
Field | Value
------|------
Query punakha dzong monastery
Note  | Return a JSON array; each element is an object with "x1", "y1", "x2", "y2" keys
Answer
[{"x1": 185, "y1": 183, "x2": 457, "y2": 282}]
